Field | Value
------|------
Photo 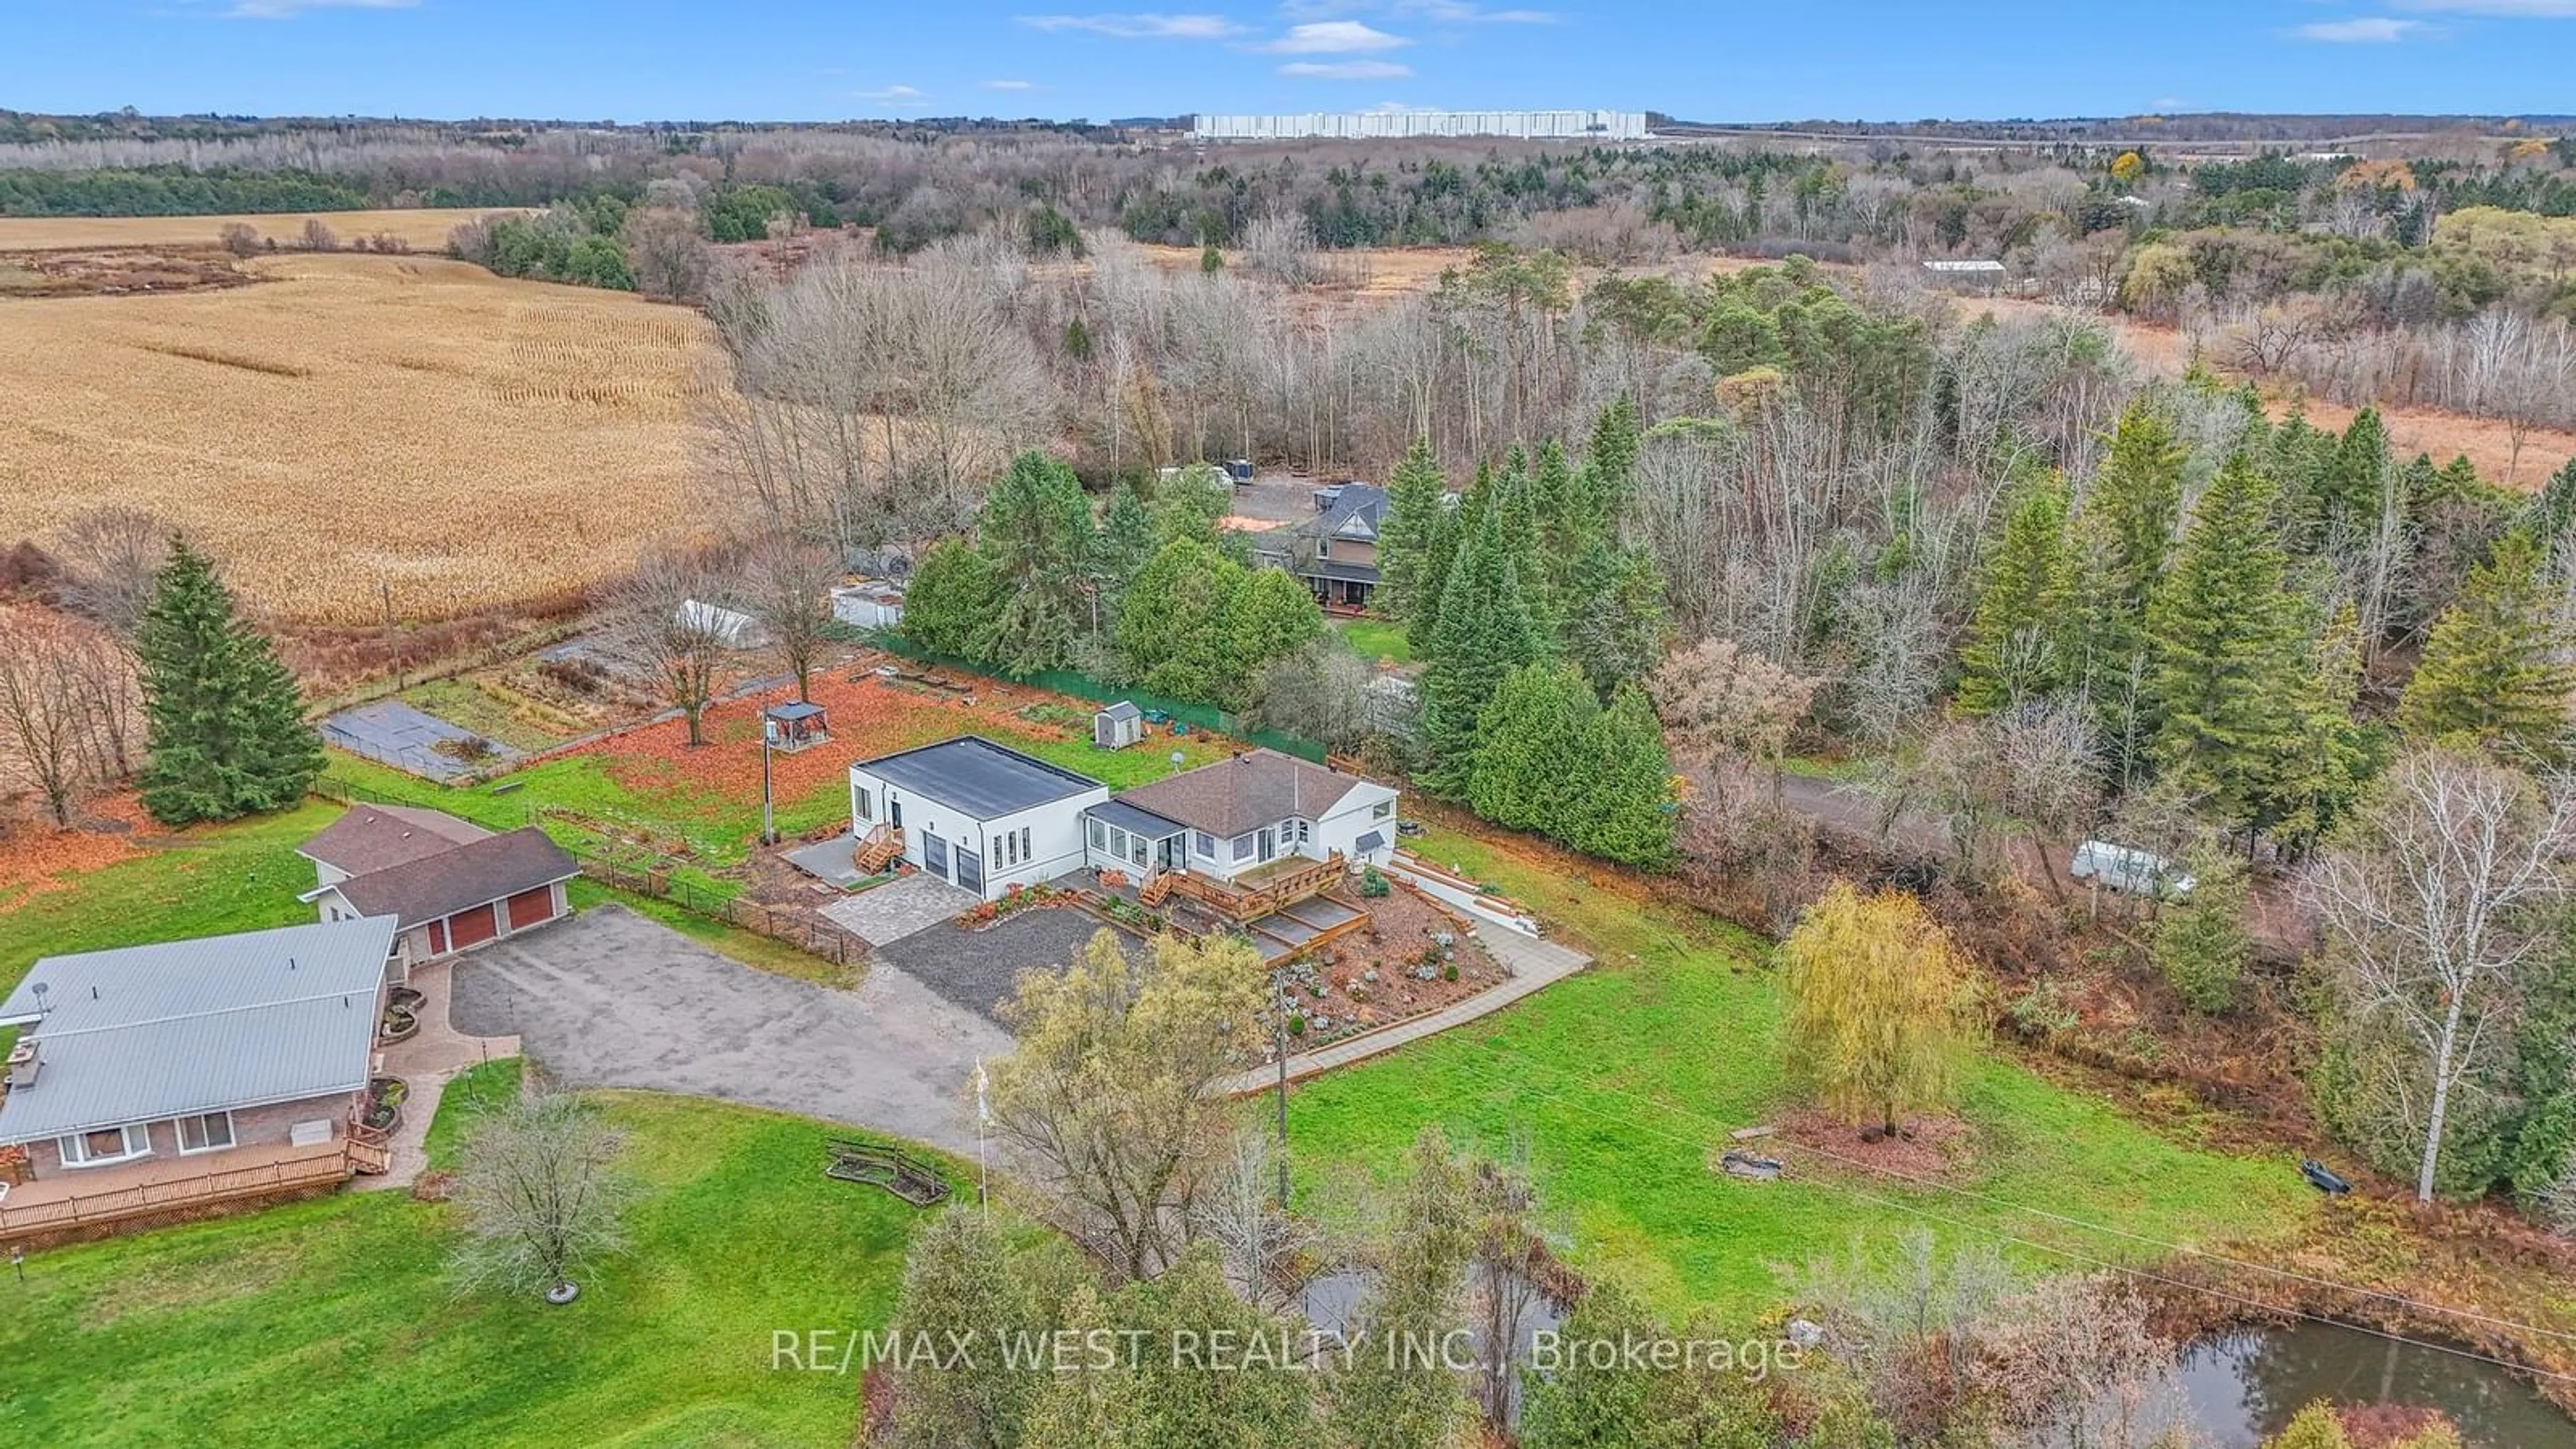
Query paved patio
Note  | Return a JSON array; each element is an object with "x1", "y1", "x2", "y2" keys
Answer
[
  {"x1": 820, "y1": 873, "x2": 977, "y2": 946},
  {"x1": 784, "y1": 833, "x2": 869, "y2": 889},
  {"x1": 358, "y1": 949, "x2": 523, "y2": 1191}
]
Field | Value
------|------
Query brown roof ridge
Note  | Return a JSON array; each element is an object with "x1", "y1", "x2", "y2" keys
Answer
[{"x1": 329, "y1": 826, "x2": 578, "y2": 928}]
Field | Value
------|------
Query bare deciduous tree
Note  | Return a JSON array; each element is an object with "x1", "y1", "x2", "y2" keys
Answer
[
  {"x1": 1650, "y1": 635, "x2": 1822, "y2": 815},
  {"x1": 0, "y1": 609, "x2": 99, "y2": 826},
  {"x1": 740, "y1": 533, "x2": 841, "y2": 702},
  {"x1": 1188, "y1": 1130, "x2": 1319, "y2": 1316},
  {"x1": 608, "y1": 549, "x2": 733, "y2": 747},
  {"x1": 450, "y1": 1083, "x2": 641, "y2": 1301},
  {"x1": 1973, "y1": 1274, "x2": 2184, "y2": 1449},
  {"x1": 2303, "y1": 747, "x2": 2576, "y2": 1201},
  {"x1": 52, "y1": 506, "x2": 168, "y2": 639}
]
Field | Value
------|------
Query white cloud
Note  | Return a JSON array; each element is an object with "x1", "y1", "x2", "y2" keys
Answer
[
  {"x1": 1279, "y1": 58, "x2": 1413, "y2": 77},
  {"x1": 225, "y1": 0, "x2": 416, "y2": 17},
  {"x1": 2292, "y1": 16, "x2": 2422, "y2": 40},
  {"x1": 984, "y1": 78, "x2": 1039, "y2": 90},
  {"x1": 855, "y1": 84, "x2": 927, "y2": 107},
  {"x1": 1264, "y1": 19, "x2": 1409, "y2": 50},
  {"x1": 2150, "y1": 97, "x2": 2190, "y2": 111},
  {"x1": 2398, "y1": 0, "x2": 2576, "y2": 13},
  {"x1": 1019, "y1": 12, "x2": 1244, "y2": 38},
  {"x1": 1283, "y1": 0, "x2": 1554, "y2": 19}
]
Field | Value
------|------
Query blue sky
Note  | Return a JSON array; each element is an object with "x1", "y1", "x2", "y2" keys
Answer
[{"x1": 7, "y1": 0, "x2": 2575, "y2": 123}]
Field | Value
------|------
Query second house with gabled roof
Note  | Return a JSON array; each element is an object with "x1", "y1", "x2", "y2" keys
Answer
[{"x1": 298, "y1": 805, "x2": 578, "y2": 974}]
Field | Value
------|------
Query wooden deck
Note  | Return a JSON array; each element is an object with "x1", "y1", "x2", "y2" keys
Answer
[
  {"x1": 0, "y1": 1139, "x2": 358, "y2": 1244},
  {"x1": 1160, "y1": 853, "x2": 1346, "y2": 922}
]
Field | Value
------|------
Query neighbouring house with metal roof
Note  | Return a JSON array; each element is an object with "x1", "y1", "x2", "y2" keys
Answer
[
  {"x1": 0, "y1": 917, "x2": 400, "y2": 1242},
  {"x1": 847, "y1": 736, "x2": 1114, "y2": 901},
  {"x1": 1250, "y1": 482, "x2": 1389, "y2": 610},
  {"x1": 299, "y1": 810, "x2": 578, "y2": 973}
]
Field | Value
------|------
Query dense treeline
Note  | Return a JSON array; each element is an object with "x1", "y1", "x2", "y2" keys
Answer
[{"x1": 0, "y1": 165, "x2": 371, "y2": 216}]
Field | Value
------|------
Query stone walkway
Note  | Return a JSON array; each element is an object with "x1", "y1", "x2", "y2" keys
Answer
[
  {"x1": 1211, "y1": 925, "x2": 1590, "y2": 1096},
  {"x1": 821, "y1": 873, "x2": 978, "y2": 946},
  {"x1": 357, "y1": 953, "x2": 522, "y2": 1191}
]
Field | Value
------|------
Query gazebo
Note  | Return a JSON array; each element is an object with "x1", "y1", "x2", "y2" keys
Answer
[{"x1": 763, "y1": 701, "x2": 830, "y2": 753}]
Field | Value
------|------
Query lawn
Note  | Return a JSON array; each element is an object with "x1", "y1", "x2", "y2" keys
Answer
[
  {"x1": 0, "y1": 800, "x2": 335, "y2": 997},
  {"x1": 1287, "y1": 822, "x2": 2317, "y2": 1323},
  {"x1": 0, "y1": 1059, "x2": 935, "y2": 1447},
  {"x1": 1335, "y1": 616, "x2": 1413, "y2": 667}
]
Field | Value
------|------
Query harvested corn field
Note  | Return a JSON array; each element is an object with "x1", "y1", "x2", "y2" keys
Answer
[
  {"x1": 0, "y1": 253, "x2": 720, "y2": 623},
  {"x1": 0, "y1": 207, "x2": 517, "y2": 252}
]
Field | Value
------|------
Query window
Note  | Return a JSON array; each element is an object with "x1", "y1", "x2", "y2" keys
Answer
[
  {"x1": 1316, "y1": 539, "x2": 1330, "y2": 559},
  {"x1": 1232, "y1": 833, "x2": 1255, "y2": 862},
  {"x1": 1020, "y1": 827, "x2": 1031, "y2": 862},
  {"x1": 176, "y1": 1111, "x2": 235, "y2": 1155},
  {"x1": 1109, "y1": 826, "x2": 1129, "y2": 859},
  {"x1": 1371, "y1": 799, "x2": 1395, "y2": 820},
  {"x1": 1293, "y1": 818, "x2": 1311, "y2": 846},
  {"x1": 855, "y1": 788, "x2": 873, "y2": 822},
  {"x1": 1087, "y1": 818, "x2": 1106, "y2": 851},
  {"x1": 1128, "y1": 833, "x2": 1148, "y2": 868},
  {"x1": 60, "y1": 1123, "x2": 149, "y2": 1167},
  {"x1": 1195, "y1": 831, "x2": 1217, "y2": 859}
]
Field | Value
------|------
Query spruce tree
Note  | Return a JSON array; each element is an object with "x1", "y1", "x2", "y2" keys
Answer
[
  {"x1": 2271, "y1": 602, "x2": 2372, "y2": 855},
  {"x1": 1466, "y1": 660, "x2": 1596, "y2": 834},
  {"x1": 2068, "y1": 405, "x2": 2184, "y2": 768},
  {"x1": 2154, "y1": 847, "x2": 2252, "y2": 1014},
  {"x1": 1093, "y1": 480, "x2": 1157, "y2": 602},
  {"x1": 2306, "y1": 407, "x2": 2387, "y2": 551},
  {"x1": 1564, "y1": 543, "x2": 1669, "y2": 700},
  {"x1": 136, "y1": 537, "x2": 323, "y2": 826},
  {"x1": 1955, "y1": 473, "x2": 2073, "y2": 714},
  {"x1": 2400, "y1": 529, "x2": 2575, "y2": 764},
  {"x1": 1582, "y1": 393, "x2": 1641, "y2": 529},
  {"x1": 2088, "y1": 402, "x2": 2185, "y2": 600},
  {"x1": 978, "y1": 451, "x2": 1096, "y2": 673},
  {"x1": 1377, "y1": 436, "x2": 1447, "y2": 624},
  {"x1": 1417, "y1": 510, "x2": 1546, "y2": 796},
  {"x1": 2528, "y1": 455, "x2": 2576, "y2": 557},
  {"x1": 1406, "y1": 481, "x2": 1468, "y2": 655},
  {"x1": 1565, "y1": 683, "x2": 1676, "y2": 869},
  {"x1": 2145, "y1": 453, "x2": 2306, "y2": 836}
]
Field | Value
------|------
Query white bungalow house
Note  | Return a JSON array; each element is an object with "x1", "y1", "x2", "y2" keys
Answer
[
  {"x1": 1083, "y1": 749, "x2": 1398, "y2": 885},
  {"x1": 847, "y1": 737, "x2": 1110, "y2": 901}
]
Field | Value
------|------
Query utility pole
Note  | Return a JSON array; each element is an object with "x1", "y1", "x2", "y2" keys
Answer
[
  {"x1": 759, "y1": 722, "x2": 776, "y2": 846},
  {"x1": 382, "y1": 580, "x2": 400, "y2": 690},
  {"x1": 1273, "y1": 971, "x2": 1291, "y2": 1210}
]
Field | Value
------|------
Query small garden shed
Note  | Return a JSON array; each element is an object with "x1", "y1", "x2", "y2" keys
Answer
[{"x1": 1094, "y1": 700, "x2": 1144, "y2": 750}]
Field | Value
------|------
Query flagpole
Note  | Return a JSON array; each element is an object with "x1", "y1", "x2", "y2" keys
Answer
[{"x1": 974, "y1": 1057, "x2": 991, "y2": 1211}]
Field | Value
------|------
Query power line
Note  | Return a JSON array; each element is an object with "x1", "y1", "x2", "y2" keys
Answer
[{"x1": 1402, "y1": 1030, "x2": 2576, "y2": 1364}]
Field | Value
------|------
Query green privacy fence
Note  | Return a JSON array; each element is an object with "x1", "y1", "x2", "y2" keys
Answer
[{"x1": 869, "y1": 633, "x2": 1328, "y2": 764}]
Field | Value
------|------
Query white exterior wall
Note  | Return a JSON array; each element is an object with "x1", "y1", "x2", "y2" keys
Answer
[
  {"x1": 1312, "y1": 782, "x2": 1401, "y2": 867},
  {"x1": 1191, "y1": 110, "x2": 1648, "y2": 142},
  {"x1": 847, "y1": 764, "x2": 1107, "y2": 902}
]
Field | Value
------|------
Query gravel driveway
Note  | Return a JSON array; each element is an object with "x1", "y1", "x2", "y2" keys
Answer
[
  {"x1": 451, "y1": 905, "x2": 1008, "y2": 1155},
  {"x1": 876, "y1": 908, "x2": 1114, "y2": 1029}
]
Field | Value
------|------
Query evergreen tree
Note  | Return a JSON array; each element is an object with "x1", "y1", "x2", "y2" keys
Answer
[
  {"x1": 979, "y1": 451, "x2": 1096, "y2": 673},
  {"x1": 1467, "y1": 660, "x2": 1596, "y2": 833},
  {"x1": 2146, "y1": 453, "x2": 2308, "y2": 836},
  {"x1": 2154, "y1": 847, "x2": 2253, "y2": 1014},
  {"x1": 1564, "y1": 543, "x2": 1669, "y2": 700},
  {"x1": 2400, "y1": 529, "x2": 2575, "y2": 763},
  {"x1": 900, "y1": 539, "x2": 1004, "y2": 659},
  {"x1": 1582, "y1": 392, "x2": 1641, "y2": 532},
  {"x1": 135, "y1": 537, "x2": 323, "y2": 826},
  {"x1": 1376, "y1": 437, "x2": 1447, "y2": 624},
  {"x1": 1219, "y1": 567, "x2": 1326, "y2": 709},
  {"x1": 1564, "y1": 683, "x2": 1677, "y2": 869},
  {"x1": 1955, "y1": 473, "x2": 2074, "y2": 714},
  {"x1": 1093, "y1": 480, "x2": 1158, "y2": 603},
  {"x1": 1115, "y1": 538, "x2": 1246, "y2": 704},
  {"x1": 1405, "y1": 489, "x2": 1466, "y2": 655},
  {"x1": 2530, "y1": 455, "x2": 2576, "y2": 556},
  {"x1": 2087, "y1": 401, "x2": 2185, "y2": 601},
  {"x1": 2271, "y1": 602, "x2": 2373, "y2": 855},
  {"x1": 2306, "y1": 407, "x2": 2387, "y2": 551},
  {"x1": 1417, "y1": 510, "x2": 1546, "y2": 796},
  {"x1": 1531, "y1": 437, "x2": 1582, "y2": 602}
]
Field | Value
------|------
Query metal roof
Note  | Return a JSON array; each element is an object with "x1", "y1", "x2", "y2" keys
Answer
[
  {"x1": 1356, "y1": 830, "x2": 1387, "y2": 853},
  {"x1": 853, "y1": 735, "x2": 1107, "y2": 819},
  {"x1": 1097, "y1": 700, "x2": 1142, "y2": 722},
  {"x1": 1085, "y1": 799, "x2": 1186, "y2": 840},
  {"x1": 0, "y1": 916, "x2": 396, "y2": 1144},
  {"x1": 765, "y1": 702, "x2": 827, "y2": 721}
]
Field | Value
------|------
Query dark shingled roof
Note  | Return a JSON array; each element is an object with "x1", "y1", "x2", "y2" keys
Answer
[
  {"x1": 856, "y1": 735, "x2": 1106, "y2": 818},
  {"x1": 1085, "y1": 799, "x2": 1185, "y2": 840},
  {"x1": 329, "y1": 827, "x2": 578, "y2": 929},
  {"x1": 299, "y1": 804, "x2": 492, "y2": 877},
  {"x1": 1112, "y1": 750, "x2": 1364, "y2": 839}
]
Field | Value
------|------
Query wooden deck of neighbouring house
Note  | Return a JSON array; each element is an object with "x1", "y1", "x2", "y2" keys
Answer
[{"x1": 0, "y1": 1133, "x2": 383, "y2": 1247}]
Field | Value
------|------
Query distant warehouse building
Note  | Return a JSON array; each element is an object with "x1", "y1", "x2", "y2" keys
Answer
[{"x1": 1191, "y1": 109, "x2": 1650, "y2": 143}]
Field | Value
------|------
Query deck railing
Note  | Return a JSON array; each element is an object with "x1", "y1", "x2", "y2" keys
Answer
[
  {"x1": 0, "y1": 1146, "x2": 355, "y2": 1241},
  {"x1": 1164, "y1": 853, "x2": 1345, "y2": 920}
]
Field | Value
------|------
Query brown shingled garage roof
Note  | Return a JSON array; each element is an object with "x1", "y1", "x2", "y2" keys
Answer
[
  {"x1": 330, "y1": 827, "x2": 578, "y2": 929},
  {"x1": 299, "y1": 804, "x2": 492, "y2": 877}
]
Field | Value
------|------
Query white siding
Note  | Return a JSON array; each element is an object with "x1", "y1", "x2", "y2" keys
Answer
[{"x1": 847, "y1": 763, "x2": 1106, "y2": 903}]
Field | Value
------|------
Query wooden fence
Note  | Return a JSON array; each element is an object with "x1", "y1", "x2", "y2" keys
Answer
[{"x1": 568, "y1": 853, "x2": 864, "y2": 969}]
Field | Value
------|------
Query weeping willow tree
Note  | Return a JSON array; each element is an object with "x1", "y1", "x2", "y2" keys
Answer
[{"x1": 1780, "y1": 881, "x2": 1982, "y2": 1136}]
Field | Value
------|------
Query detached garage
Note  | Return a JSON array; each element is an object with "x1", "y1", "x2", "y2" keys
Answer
[{"x1": 307, "y1": 826, "x2": 579, "y2": 974}]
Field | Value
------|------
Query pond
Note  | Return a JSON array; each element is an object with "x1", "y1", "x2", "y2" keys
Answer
[{"x1": 2176, "y1": 1322, "x2": 2576, "y2": 1448}]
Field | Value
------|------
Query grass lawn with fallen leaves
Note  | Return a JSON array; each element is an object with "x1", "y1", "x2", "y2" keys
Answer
[
  {"x1": 0, "y1": 1058, "x2": 932, "y2": 1447},
  {"x1": 1287, "y1": 820, "x2": 2318, "y2": 1324}
]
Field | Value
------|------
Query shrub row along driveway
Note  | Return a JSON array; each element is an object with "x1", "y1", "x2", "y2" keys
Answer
[{"x1": 451, "y1": 904, "x2": 1008, "y2": 1155}]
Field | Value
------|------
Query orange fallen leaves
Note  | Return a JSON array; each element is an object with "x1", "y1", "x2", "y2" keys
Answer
[{"x1": 0, "y1": 793, "x2": 148, "y2": 903}]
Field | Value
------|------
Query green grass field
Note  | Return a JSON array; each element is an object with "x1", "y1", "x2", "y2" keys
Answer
[
  {"x1": 0, "y1": 1059, "x2": 931, "y2": 1447},
  {"x1": 1285, "y1": 823, "x2": 2315, "y2": 1322},
  {"x1": 1334, "y1": 617, "x2": 1413, "y2": 667}
]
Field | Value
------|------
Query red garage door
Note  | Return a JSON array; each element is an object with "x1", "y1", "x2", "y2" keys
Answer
[
  {"x1": 505, "y1": 886, "x2": 556, "y2": 931},
  {"x1": 446, "y1": 904, "x2": 499, "y2": 951}
]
